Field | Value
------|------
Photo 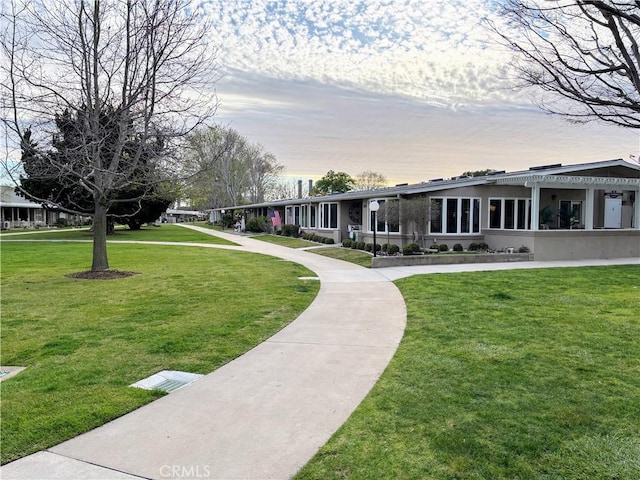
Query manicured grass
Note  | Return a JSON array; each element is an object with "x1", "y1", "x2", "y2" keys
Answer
[
  {"x1": 296, "y1": 265, "x2": 640, "y2": 479},
  {"x1": 0, "y1": 224, "x2": 237, "y2": 245},
  {"x1": 310, "y1": 247, "x2": 373, "y2": 268},
  {"x1": 250, "y1": 234, "x2": 321, "y2": 249},
  {"x1": 0, "y1": 241, "x2": 318, "y2": 464}
]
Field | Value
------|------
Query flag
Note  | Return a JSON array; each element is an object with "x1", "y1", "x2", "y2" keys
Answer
[{"x1": 269, "y1": 210, "x2": 282, "y2": 226}]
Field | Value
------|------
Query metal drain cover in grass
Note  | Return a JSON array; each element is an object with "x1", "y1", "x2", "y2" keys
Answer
[
  {"x1": 0, "y1": 366, "x2": 26, "y2": 382},
  {"x1": 130, "y1": 370, "x2": 203, "y2": 393}
]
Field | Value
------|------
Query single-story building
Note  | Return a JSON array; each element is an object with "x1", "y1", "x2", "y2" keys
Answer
[
  {"x1": 213, "y1": 159, "x2": 640, "y2": 261},
  {"x1": 0, "y1": 185, "x2": 66, "y2": 229}
]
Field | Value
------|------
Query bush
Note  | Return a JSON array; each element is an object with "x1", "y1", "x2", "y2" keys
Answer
[
  {"x1": 387, "y1": 244, "x2": 400, "y2": 255},
  {"x1": 325, "y1": 238, "x2": 335, "y2": 244},
  {"x1": 55, "y1": 217, "x2": 68, "y2": 227},
  {"x1": 438, "y1": 243, "x2": 449, "y2": 252},
  {"x1": 453, "y1": 243, "x2": 463, "y2": 252},
  {"x1": 355, "y1": 241, "x2": 366, "y2": 250},
  {"x1": 518, "y1": 245, "x2": 530, "y2": 253},
  {"x1": 468, "y1": 242, "x2": 479, "y2": 252},
  {"x1": 365, "y1": 243, "x2": 372, "y2": 252},
  {"x1": 342, "y1": 239, "x2": 352, "y2": 248},
  {"x1": 281, "y1": 224, "x2": 299, "y2": 237},
  {"x1": 245, "y1": 217, "x2": 266, "y2": 233},
  {"x1": 478, "y1": 242, "x2": 490, "y2": 251},
  {"x1": 403, "y1": 243, "x2": 421, "y2": 255}
]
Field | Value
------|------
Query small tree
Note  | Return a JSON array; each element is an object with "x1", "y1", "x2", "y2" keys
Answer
[
  {"x1": 401, "y1": 196, "x2": 430, "y2": 248},
  {"x1": 379, "y1": 199, "x2": 400, "y2": 246}
]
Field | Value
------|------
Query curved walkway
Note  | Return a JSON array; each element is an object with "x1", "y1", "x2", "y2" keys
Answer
[{"x1": 4, "y1": 226, "x2": 638, "y2": 480}]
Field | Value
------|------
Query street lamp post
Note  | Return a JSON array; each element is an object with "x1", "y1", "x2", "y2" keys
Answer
[{"x1": 370, "y1": 200, "x2": 380, "y2": 257}]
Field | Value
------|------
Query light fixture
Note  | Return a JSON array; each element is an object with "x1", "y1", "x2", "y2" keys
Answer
[{"x1": 370, "y1": 200, "x2": 380, "y2": 257}]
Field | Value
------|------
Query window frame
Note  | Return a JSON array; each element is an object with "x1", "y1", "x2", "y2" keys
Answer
[
  {"x1": 488, "y1": 197, "x2": 532, "y2": 230},
  {"x1": 429, "y1": 197, "x2": 481, "y2": 235}
]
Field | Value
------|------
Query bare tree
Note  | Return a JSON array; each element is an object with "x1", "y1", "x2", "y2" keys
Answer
[
  {"x1": 267, "y1": 177, "x2": 300, "y2": 201},
  {"x1": 183, "y1": 126, "x2": 283, "y2": 208},
  {"x1": 1, "y1": 0, "x2": 219, "y2": 272},
  {"x1": 489, "y1": 1, "x2": 640, "y2": 128},
  {"x1": 354, "y1": 170, "x2": 388, "y2": 191},
  {"x1": 245, "y1": 145, "x2": 284, "y2": 204}
]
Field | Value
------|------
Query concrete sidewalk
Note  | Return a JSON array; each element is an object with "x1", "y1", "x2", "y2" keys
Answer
[{"x1": 3, "y1": 226, "x2": 637, "y2": 480}]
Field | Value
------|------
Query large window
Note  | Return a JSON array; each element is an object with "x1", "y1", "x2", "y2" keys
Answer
[
  {"x1": 429, "y1": 197, "x2": 480, "y2": 234},
  {"x1": 369, "y1": 199, "x2": 400, "y2": 233},
  {"x1": 310, "y1": 205, "x2": 316, "y2": 228},
  {"x1": 320, "y1": 202, "x2": 338, "y2": 229},
  {"x1": 488, "y1": 198, "x2": 531, "y2": 230}
]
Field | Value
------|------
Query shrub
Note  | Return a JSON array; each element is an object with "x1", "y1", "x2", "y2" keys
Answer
[
  {"x1": 325, "y1": 238, "x2": 335, "y2": 244},
  {"x1": 355, "y1": 241, "x2": 366, "y2": 250},
  {"x1": 281, "y1": 224, "x2": 299, "y2": 237},
  {"x1": 342, "y1": 239, "x2": 352, "y2": 248},
  {"x1": 518, "y1": 245, "x2": 530, "y2": 253},
  {"x1": 365, "y1": 243, "x2": 373, "y2": 252},
  {"x1": 478, "y1": 242, "x2": 490, "y2": 251},
  {"x1": 453, "y1": 243, "x2": 463, "y2": 252},
  {"x1": 438, "y1": 243, "x2": 449, "y2": 252},
  {"x1": 245, "y1": 217, "x2": 266, "y2": 233},
  {"x1": 468, "y1": 242, "x2": 479, "y2": 252},
  {"x1": 387, "y1": 244, "x2": 400, "y2": 255},
  {"x1": 403, "y1": 243, "x2": 421, "y2": 255}
]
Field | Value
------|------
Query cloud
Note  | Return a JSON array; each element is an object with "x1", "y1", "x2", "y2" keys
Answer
[{"x1": 203, "y1": 0, "x2": 516, "y2": 108}]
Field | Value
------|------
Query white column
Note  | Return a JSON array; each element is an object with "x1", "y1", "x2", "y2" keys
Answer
[
  {"x1": 528, "y1": 182, "x2": 540, "y2": 231},
  {"x1": 585, "y1": 187, "x2": 594, "y2": 230}
]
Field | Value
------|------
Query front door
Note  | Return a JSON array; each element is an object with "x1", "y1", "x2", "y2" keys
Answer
[{"x1": 604, "y1": 197, "x2": 622, "y2": 228}]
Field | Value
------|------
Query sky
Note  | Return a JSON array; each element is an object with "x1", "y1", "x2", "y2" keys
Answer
[{"x1": 202, "y1": 0, "x2": 640, "y2": 185}]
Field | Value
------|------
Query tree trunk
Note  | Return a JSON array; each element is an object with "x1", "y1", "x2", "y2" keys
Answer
[{"x1": 92, "y1": 201, "x2": 110, "y2": 271}]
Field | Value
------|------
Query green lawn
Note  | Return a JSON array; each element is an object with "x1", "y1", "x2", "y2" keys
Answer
[
  {"x1": 0, "y1": 223, "x2": 237, "y2": 245},
  {"x1": 0, "y1": 240, "x2": 318, "y2": 464},
  {"x1": 310, "y1": 247, "x2": 373, "y2": 268},
  {"x1": 250, "y1": 234, "x2": 321, "y2": 249},
  {"x1": 296, "y1": 265, "x2": 640, "y2": 479}
]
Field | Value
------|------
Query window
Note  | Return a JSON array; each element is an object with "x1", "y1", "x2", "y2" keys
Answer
[
  {"x1": 430, "y1": 199, "x2": 443, "y2": 233},
  {"x1": 504, "y1": 200, "x2": 515, "y2": 229},
  {"x1": 370, "y1": 199, "x2": 400, "y2": 233},
  {"x1": 489, "y1": 199, "x2": 501, "y2": 228},
  {"x1": 310, "y1": 205, "x2": 316, "y2": 228},
  {"x1": 320, "y1": 202, "x2": 338, "y2": 229},
  {"x1": 488, "y1": 198, "x2": 531, "y2": 230},
  {"x1": 429, "y1": 197, "x2": 480, "y2": 234},
  {"x1": 286, "y1": 206, "x2": 301, "y2": 225}
]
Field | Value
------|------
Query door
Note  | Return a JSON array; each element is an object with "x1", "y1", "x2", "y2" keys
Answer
[{"x1": 604, "y1": 197, "x2": 622, "y2": 228}]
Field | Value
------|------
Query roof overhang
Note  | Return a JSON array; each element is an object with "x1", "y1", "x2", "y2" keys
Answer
[{"x1": 496, "y1": 175, "x2": 640, "y2": 189}]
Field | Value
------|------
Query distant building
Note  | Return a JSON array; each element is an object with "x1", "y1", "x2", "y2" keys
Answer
[{"x1": 0, "y1": 186, "x2": 64, "y2": 229}]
